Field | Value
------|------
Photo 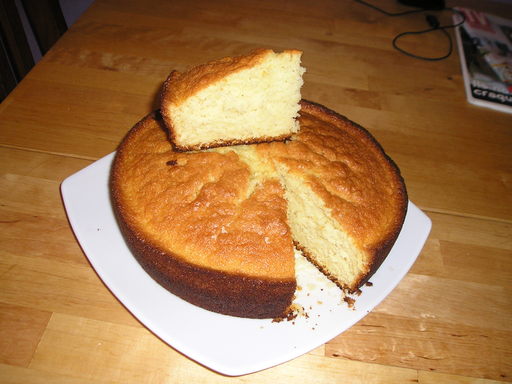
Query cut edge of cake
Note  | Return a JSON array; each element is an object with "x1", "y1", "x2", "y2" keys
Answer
[
  {"x1": 160, "y1": 48, "x2": 305, "y2": 151},
  {"x1": 278, "y1": 100, "x2": 409, "y2": 293}
]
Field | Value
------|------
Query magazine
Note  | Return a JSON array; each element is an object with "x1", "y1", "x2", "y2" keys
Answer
[{"x1": 453, "y1": 7, "x2": 512, "y2": 114}]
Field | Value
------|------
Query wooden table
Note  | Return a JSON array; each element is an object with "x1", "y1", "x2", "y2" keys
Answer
[{"x1": 1, "y1": 0, "x2": 511, "y2": 382}]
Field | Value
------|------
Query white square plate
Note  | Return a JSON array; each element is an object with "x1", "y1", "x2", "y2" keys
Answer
[{"x1": 61, "y1": 153, "x2": 431, "y2": 376}]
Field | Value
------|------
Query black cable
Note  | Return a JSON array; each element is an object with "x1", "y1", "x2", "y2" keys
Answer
[
  {"x1": 392, "y1": 26, "x2": 452, "y2": 61},
  {"x1": 352, "y1": 0, "x2": 466, "y2": 61}
]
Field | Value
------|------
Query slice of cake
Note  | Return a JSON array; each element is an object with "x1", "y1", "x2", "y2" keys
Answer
[{"x1": 160, "y1": 49, "x2": 305, "y2": 151}]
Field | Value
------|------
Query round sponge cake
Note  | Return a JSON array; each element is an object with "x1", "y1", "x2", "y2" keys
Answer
[{"x1": 111, "y1": 100, "x2": 407, "y2": 319}]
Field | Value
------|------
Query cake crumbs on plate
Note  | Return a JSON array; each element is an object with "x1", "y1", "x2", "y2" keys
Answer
[
  {"x1": 272, "y1": 303, "x2": 309, "y2": 323},
  {"x1": 343, "y1": 296, "x2": 356, "y2": 309}
]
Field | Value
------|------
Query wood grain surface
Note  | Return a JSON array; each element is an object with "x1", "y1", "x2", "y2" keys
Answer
[{"x1": 0, "y1": 0, "x2": 511, "y2": 382}]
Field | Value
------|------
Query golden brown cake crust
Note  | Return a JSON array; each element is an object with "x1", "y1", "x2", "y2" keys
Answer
[
  {"x1": 114, "y1": 206, "x2": 296, "y2": 318},
  {"x1": 162, "y1": 49, "x2": 301, "y2": 108},
  {"x1": 111, "y1": 112, "x2": 296, "y2": 318},
  {"x1": 160, "y1": 49, "x2": 302, "y2": 151}
]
